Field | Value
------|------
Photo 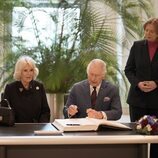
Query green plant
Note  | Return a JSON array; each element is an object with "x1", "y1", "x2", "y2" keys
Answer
[{"x1": 0, "y1": 0, "x2": 153, "y2": 94}]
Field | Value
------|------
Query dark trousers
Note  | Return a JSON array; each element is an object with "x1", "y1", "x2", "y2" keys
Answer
[{"x1": 129, "y1": 106, "x2": 158, "y2": 158}]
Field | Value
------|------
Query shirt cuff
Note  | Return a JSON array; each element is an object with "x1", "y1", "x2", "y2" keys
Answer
[{"x1": 101, "y1": 111, "x2": 107, "y2": 119}]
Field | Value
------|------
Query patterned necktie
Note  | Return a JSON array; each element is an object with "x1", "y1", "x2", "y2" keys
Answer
[{"x1": 91, "y1": 87, "x2": 97, "y2": 109}]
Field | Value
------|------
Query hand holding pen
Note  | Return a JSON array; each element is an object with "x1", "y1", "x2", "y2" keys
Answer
[{"x1": 67, "y1": 105, "x2": 78, "y2": 118}]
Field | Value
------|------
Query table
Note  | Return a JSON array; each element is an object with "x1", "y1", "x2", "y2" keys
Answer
[{"x1": 0, "y1": 123, "x2": 157, "y2": 158}]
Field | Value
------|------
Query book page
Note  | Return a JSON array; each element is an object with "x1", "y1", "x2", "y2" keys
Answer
[
  {"x1": 88, "y1": 118, "x2": 131, "y2": 130},
  {"x1": 53, "y1": 118, "x2": 98, "y2": 131},
  {"x1": 53, "y1": 118, "x2": 131, "y2": 132}
]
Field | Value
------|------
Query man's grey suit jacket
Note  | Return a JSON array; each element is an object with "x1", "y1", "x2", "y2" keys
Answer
[{"x1": 63, "y1": 80, "x2": 122, "y2": 120}]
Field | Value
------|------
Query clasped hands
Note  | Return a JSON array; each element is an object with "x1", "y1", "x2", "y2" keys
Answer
[
  {"x1": 67, "y1": 105, "x2": 103, "y2": 119},
  {"x1": 138, "y1": 81, "x2": 157, "y2": 92}
]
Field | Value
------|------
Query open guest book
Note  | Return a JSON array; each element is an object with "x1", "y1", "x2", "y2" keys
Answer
[{"x1": 52, "y1": 118, "x2": 132, "y2": 132}]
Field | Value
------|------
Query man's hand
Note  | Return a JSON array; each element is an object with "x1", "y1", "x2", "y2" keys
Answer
[
  {"x1": 67, "y1": 105, "x2": 78, "y2": 118},
  {"x1": 86, "y1": 108, "x2": 103, "y2": 119}
]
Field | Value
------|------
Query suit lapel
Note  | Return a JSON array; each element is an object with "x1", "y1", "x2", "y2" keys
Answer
[
  {"x1": 96, "y1": 80, "x2": 107, "y2": 108},
  {"x1": 142, "y1": 40, "x2": 150, "y2": 65},
  {"x1": 84, "y1": 80, "x2": 91, "y2": 106},
  {"x1": 151, "y1": 48, "x2": 158, "y2": 62}
]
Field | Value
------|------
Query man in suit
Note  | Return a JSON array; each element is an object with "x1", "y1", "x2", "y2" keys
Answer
[{"x1": 63, "y1": 59, "x2": 122, "y2": 120}]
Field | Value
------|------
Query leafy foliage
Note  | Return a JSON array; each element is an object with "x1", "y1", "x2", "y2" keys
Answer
[{"x1": 0, "y1": 0, "x2": 153, "y2": 93}]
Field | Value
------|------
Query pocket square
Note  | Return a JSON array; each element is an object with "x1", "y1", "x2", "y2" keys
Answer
[{"x1": 103, "y1": 97, "x2": 110, "y2": 102}]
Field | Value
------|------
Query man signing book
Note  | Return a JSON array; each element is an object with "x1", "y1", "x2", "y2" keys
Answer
[{"x1": 63, "y1": 59, "x2": 122, "y2": 120}]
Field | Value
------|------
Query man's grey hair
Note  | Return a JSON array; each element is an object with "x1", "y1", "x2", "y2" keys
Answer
[{"x1": 86, "y1": 59, "x2": 107, "y2": 76}]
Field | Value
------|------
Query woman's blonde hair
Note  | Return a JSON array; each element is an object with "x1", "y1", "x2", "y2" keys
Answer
[{"x1": 13, "y1": 55, "x2": 39, "y2": 80}]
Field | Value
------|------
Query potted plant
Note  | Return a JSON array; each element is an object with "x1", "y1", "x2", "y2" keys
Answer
[{"x1": 0, "y1": 0, "x2": 153, "y2": 120}]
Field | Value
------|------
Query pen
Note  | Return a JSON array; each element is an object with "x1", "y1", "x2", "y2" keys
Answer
[{"x1": 66, "y1": 124, "x2": 80, "y2": 126}]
